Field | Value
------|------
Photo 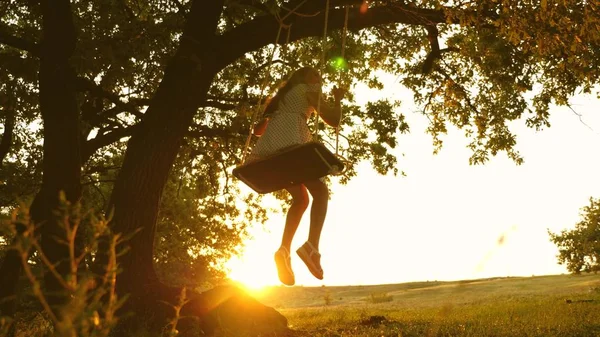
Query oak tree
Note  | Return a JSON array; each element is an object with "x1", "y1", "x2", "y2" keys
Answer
[{"x1": 1, "y1": 0, "x2": 598, "y2": 333}]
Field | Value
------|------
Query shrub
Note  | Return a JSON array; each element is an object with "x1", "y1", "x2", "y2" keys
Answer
[{"x1": 369, "y1": 292, "x2": 393, "y2": 304}]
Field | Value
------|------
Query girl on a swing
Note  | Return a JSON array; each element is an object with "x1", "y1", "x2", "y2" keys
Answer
[{"x1": 248, "y1": 67, "x2": 346, "y2": 286}]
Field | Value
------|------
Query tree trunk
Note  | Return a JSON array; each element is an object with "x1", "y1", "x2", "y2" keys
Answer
[
  {"x1": 0, "y1": 0, "x2": 81, "y2": 315},
  {"x1": 0, "y1": 99, "x2": 18, "y2": 316},
  {"x1": 33, "y1": 0, "x2": 81, "y2": 307},
  {"x1": 108, "y1": 61, "x2": 216, "y2": 294},
  {"x1": 0, "y1": 244, "x2": 22, "y2": 316},
  {"x1": 105, "y1": 0, "x2": 225, "y2": 331}
]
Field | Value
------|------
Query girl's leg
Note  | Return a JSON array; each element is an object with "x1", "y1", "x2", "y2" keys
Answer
[
  {"x1": 275, "y1": 184, "x2": 309, "y2": 286},
  {"x1": 303, "y1": 179, "x2": 329, "y2": 250},
  {"x1": 280, "y1": 184, "x2": 309, "y2": 251},
  {"x1": 296, "y1": 179, "x2": 328, "y2": 280}
]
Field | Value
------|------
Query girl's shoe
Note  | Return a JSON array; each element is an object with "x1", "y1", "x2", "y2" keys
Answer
[
  {"x1": 296, "y1": 241, "x2": 324, "y2": 280},
  {"x1": 274, "y1": 246, "x2": 295, "y2": 286}
]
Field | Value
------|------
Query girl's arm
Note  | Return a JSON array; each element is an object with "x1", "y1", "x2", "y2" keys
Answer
[
  {"x1": 253, "y1": 117, "x2": 269, "y2": 136},
  {"x1": 306, "y1": 86, "x2": 346, "y2": 127}
]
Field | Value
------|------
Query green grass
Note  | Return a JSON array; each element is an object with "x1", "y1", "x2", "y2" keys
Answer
[{"x1": 253, "y1": 274, "x2": 600, "y2": 336}]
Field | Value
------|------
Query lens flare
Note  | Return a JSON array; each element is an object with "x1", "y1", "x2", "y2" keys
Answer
[
  {"x1": 329, "y1": 56, "x2": 348, "y2": 71},
  {"x1": 360, "y1": 0, "x2": 368, "y2": 14}
]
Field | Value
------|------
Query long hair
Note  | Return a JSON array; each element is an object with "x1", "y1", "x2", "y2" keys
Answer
[{"x1": 263, "y1": 67, "x2": 318, "y2": 117}]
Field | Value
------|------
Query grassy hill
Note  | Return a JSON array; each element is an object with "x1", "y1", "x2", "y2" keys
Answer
[
  {"x1": 254, "y1": 273, "x2": 600, "y2": 309},
  {"x1": 251, "y1": 274, "x2": 600, "y2": 336}
]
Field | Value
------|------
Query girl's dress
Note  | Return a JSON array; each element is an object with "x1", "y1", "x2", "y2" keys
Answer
[{"x1": 247, "y1": 83, "x2": 320, "y2": 162}]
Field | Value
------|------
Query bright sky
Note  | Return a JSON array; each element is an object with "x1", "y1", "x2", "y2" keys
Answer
[{"x1": 226, "y1": 73, "x2": 600, "y2": 289}]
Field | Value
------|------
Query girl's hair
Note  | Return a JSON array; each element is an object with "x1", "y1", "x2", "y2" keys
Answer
[{"x1": 263, "y1": 67, "x2": 319, "y2": 117}]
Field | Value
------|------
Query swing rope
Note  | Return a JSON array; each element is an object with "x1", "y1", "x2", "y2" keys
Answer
[
  {"x1": 313, "y1": 0, "x2": 331, "y2": 141},
  {"x1": 241, "y1": 22, "x2": 283, "y2": 164},
  {"x1": 313, "y1": 1, "x2": 352, "y2": 176},
  {"x1": 335, "y1": 5, "x2": 350, "y2": 157}
]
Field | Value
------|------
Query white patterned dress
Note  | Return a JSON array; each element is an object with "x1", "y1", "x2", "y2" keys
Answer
[{"x1": 247, "y1": 83, "x2": 321, "y2": 162}]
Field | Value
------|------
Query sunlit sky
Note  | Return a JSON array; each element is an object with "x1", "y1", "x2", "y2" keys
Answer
[{"x1": 226, "y1": 72, "x2": 600, "y2": 289}]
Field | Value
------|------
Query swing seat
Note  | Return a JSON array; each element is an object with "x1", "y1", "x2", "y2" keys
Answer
[{"x1": 233, "y1": 142, "x2": 344, "y2": 194}]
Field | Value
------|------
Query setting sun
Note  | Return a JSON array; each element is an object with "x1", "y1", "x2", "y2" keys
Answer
[{"x1": 226, "y1": 252, "x2": 279, "y2": 291}]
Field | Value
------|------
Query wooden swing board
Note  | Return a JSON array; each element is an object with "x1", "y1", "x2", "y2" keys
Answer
[{"x1": 233, "y1": 142, "x2": 344, "y2": 194}]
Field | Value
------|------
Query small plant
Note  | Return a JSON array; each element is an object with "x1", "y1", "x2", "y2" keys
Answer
[
  {"x1": 160, "y1": 287, "x2": 193, "y2": 337},
  {"x1": 0, "y1": 316, "x2": 12, "y2": 337},
  {"x1": 1, "y1": 196, "x2": 127, "y2": 337},
  {"x1": 369, "y1": 292, "x2": 393, "y2": 304},
  {"x1": 323, "y1": 289, "x2": 332, "y2": 306}
]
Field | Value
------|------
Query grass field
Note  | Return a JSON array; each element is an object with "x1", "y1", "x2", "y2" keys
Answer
[{"x1": 251, "y1": 274, "x2": 600, "y2": 336}]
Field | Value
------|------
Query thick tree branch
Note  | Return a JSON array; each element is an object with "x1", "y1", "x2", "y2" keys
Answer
[
  {"x1": 216, "y1": 2, "x2": 447, "y2": 70},
  {"x1": 104, "y1": 95, "x2": 236, "y2": 111},
  {"x1": 82, "y1": 122, "x2": 239, "y2": 163},
  {"x1": 181, "y1": 0, "x2": 224, "y2": 48},
  {"x1": 422, "y1": 25, "x2": 440, "y2": 74},
  {"x1": 130, "y1": 95, "x2": 251, "y2": 111}
]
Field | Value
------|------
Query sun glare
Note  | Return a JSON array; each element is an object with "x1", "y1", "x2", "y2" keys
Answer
[
  {"x1": 225, "y1": 240, "x2": 280, "y2": 293},
  {"x1": 227, "y1": 257, "x2": 266, "y2": 289}
]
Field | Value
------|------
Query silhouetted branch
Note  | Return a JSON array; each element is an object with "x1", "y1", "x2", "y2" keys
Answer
[
  {"x1": 0, "y1": 23, "x2": 40, "y2": 54},
  {"x1": 217, "y1": 1, "x2": 447, "y2": 69},
  {"x1": 422, "y1": 25, "x2": 440, "y2": 74},
  {"x1": 83, "y1": 125, "x2": 140, "y2": 162},
  {"x1": 75, "y1": 78, "x2": 143, "y2": 118},
  {"x1": 186, "y1": 125, "x2": 239, "y2": 139},
  {"x1": 0, "y1": 23, "x2": 144, "y2": 122},
  {"x1": 0, "y1": 107, "x2": 15, "y2": 166}
]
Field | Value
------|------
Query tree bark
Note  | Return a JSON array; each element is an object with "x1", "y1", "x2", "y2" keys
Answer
[
  {"x1": 0, "y1": 240, "x2": 21, "y2": 316},
  {"x1": 0, "y1": 0, "x2": 80, "y2": 315},
  {"x1": 31, "y1": 0, "x2": 81, "y2": 304},
  {"x1": 0, "y1": 104, "x2": 15, "y2": 166},
  {"x1": 106, "y1": 0, "x2": 225, "y2": 325}
]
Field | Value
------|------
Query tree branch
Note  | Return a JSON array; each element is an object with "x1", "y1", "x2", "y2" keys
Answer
[
  {"x1": 204, "y1": 100, "x2": 238, "y2": 111},
  {"x1": 0, "y1": 23, "x2": 40, "y2": 55},
  {"x1": 186, "y1": 125, "x2": 239, "y2": 139},
  {"x1": 82, "y1": 125, "x2": 140, "y2": 162},
  {"x1": 422, "y1": 24, "x2": 440, "y2": 74},
  {"x1": 233, "y1": 0, "x2": 272, "y2": 15},
  {"x1": 75, "y1": 78, "x2": 144, "y2": 118},
  {"x1": 0, "y1": 107, "x2": 15, "y2": 166},
  {"x1": 82, "y1": 123, "x2": 241, "y2": 163},
  {"x1": 438, "y1": 66, "x2": 480, "y2": 118},
  {"x1": 182, "y1": 0, "x2": 225, "y2": 46},
  {"x1": 216, "y1": 1, "x2": 447, "y2": 70},
  {"x1": 1, "y1": 23, "x2": 143, "y2": 120}
]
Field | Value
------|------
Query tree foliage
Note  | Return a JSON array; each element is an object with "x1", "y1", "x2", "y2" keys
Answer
[{"x1": 549, "y1": 198, "x2": 600, "y2": 274}]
